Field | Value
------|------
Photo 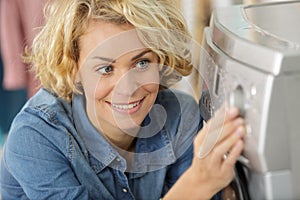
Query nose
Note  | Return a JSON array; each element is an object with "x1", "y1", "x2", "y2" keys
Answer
[{"x1": 113, "y1": 69, "x2": 139, "y2": 97}]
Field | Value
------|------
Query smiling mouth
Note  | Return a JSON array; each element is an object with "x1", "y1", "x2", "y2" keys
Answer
[{"x1": 107, "y1": 97, "x2": 145, "y2": 111}]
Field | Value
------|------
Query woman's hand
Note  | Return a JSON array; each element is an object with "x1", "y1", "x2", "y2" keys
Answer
[
  {"x1": 164, "y1": 105, "x2": 246, "y2": 200},
  {"x1": 190, "y1": 105, "x2": 246, "y2": 198}
]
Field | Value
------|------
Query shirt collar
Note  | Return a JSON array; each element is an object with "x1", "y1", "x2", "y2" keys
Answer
[
  {"x1": 72, "y1": 93, "x2": 176, "y2": 175},
  {"x1": 72, "y1": 93, "x2": 120, "y2": 170}
]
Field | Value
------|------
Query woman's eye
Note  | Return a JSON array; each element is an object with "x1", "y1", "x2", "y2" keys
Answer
[
  {"x1": 135, "y1": 59, "x2": 150, "y2": 71},
  {"x1": 96, "y1": 65, "x2": 113, "y2": 75}
]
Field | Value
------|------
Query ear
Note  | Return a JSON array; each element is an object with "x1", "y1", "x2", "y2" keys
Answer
[
  {"x1": 74, "y1": 73, "x2": 84, "y2": 93},
  {"x1": 75, "y1": 73, "x2": 81, "y2": 84},
  {"x1": 74, "y1": 73, "x2": 83, "y2": 93}
]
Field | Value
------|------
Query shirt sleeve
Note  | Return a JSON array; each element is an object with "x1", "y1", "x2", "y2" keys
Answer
[
  {"x1": 1, "y1": 114, "x2": 89, "y2": 199},
  {"x1": 171, "y1": 91, "x2": 203, "y2": 161},
  {"x1": 162, "y1": 92, "x2": 200, "y2": 195},
  {"x1": 163, "y1": 143, "x2": 194, "y2": 194},
  {"x1": 162, "y1": 91, "x2": 224, "y2": 199}
]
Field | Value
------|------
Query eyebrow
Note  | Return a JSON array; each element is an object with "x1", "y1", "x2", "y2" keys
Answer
[
  {"x1": 91, "y1": 49, "x2": 152, "y2": 63},
  {"x1": 130, "y1": 49, "x2": 152, "y2": 61},
  {"x1": 91, "y1": 56, "x2": 115, "y2": 63}
]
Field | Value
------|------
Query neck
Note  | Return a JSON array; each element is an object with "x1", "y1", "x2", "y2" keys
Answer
[{"x1": 100, "y1": 124, "x2": 139, "y2": 152}]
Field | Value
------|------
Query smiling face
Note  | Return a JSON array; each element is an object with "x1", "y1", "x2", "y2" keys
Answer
[{"x1": 77, "y1": 20, "x2": 160, "y2": 136}]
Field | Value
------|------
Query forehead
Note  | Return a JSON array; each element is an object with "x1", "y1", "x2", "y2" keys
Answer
[{"x1": 78, "y1": 20, "x2": 147, "y2": 64}]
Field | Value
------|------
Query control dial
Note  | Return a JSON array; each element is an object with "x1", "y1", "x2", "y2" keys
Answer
[{"x1": 229, "y1": 85, "x2": 245, "y2": 117}]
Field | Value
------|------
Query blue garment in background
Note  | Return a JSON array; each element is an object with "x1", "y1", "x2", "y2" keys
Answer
[{"x1": 0, "y1": 53, "x2": 27, "y2": 138}]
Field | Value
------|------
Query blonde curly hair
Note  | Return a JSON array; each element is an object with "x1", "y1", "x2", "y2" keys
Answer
[{"x1": 25, "y1": 0, "x2": 193, "y2": 102}]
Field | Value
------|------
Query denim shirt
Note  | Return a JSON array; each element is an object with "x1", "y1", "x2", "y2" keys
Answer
[{"x1": 0, "y1": 88, "x2": 222, "y2": 200}]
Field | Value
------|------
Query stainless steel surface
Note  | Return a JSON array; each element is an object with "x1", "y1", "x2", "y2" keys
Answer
[
  {"x1": 244, "y1": 1, "x2": 300, "y2": 45},
  {"x1": 211, "y1": 0, "x2": 243, "y2": 8},
  {"x1": 210, "y1": 1, "x2": 300, "y2": 75},
  {"x1": 200, "y1": 1, "x2": 300, "y2": 199},
  {"x1": 244, "y1": 0, "x2": 299, "y2": 4}
]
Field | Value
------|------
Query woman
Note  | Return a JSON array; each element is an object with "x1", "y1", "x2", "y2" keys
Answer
[{"x1": 0, "y1": 0, "x2": 246, "y2": 199}]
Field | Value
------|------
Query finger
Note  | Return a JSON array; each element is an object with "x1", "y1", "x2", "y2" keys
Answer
[
  {"x1": 207, "y1": 106, "x2": 240, "y2": 133},
  {"x1": 197, "y1": 117, "x2": 245, "y2": 159},
  {"x1": 206, "y1": 105, "x2": 226, "y2": 131},
  {"x1": 223, "y1": 140, "x2": 244, "y2": 168},
  {"x1": 194, "y1": 122, "x2": 209, "y2": 154},
  {"x1": 223, "y1": 106, "x2": 240, "y2": 124},
  {"x1": 199, "y1": 117, "x2": 244, "y2": 157},
  {"x1": 211, "y1": 126, "x2": 246, "y2": 163},
  {"x1": 216, "y1": 117, "x2": 245, "y2": 144},
  {"x1": 197, "y1": 126, "x2": 222, "y2": 158}
]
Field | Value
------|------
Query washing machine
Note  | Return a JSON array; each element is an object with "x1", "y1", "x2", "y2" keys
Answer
[{"x1": 198, "y1": 1, "x2": 300, "y2": 199}]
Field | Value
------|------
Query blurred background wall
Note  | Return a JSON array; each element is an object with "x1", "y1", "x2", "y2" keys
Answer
[
  {"x1": 171, "y1": 0, "x2": 212, "y2": 100},
  {"x1": 0, "y1": 0, "x2": 45, "y2": 145}
]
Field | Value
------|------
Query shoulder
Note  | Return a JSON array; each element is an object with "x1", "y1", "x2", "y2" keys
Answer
[
  {"x1": 23, "y1": 88, "x2": 72, "y2": 121},
  {"x1": 9, "y1": 88, "x2": 74, "y2": 134},
  {"x1": 5, "y1": 89, "x2": 75, "y2": 155},
  {"x1": 156, "y1": 89, "x2": 200, "y2": 122}
]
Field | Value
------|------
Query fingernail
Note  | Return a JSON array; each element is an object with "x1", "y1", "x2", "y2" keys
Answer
[
  {"x1": 229, "y1": 107, "x2": 238, "y2": 118},
  {"x1": 234, "y1": 126, "x2": 245, "y2": 136}
]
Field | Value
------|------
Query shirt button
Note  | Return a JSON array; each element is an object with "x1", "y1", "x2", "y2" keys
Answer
[
  {"x1": 122, "y1": 188, "x2": 128, "y2": 193},
  {"x1": 116, "y1": 158, "x2": 121, "y2": 162}
]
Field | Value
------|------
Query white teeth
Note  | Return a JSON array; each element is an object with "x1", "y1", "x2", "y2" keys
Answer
[{"x1": 112, "y1": 101, "x2": 140, "y2": 110}]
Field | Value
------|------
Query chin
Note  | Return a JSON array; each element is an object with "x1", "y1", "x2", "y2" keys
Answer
[{"x1": 113, "y1": 117, "x2": 143, "y2": 133}]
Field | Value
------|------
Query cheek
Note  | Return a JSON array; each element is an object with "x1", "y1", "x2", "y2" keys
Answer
[
  {"x1": 140, "y1": 67, "x2": 160, "y2": 94},
  {"x1": 81, "y1": 76, "x2": 112, "y2": 101},
  {"x1": 142, "y1": 83, "x2": 159, "y2": 94},
  {"x1": 94, "y1": 84, "x2": 112, "y2": 101},
  {"x1": 135, "y1": 65, "x2": 160, "y2": 88}
]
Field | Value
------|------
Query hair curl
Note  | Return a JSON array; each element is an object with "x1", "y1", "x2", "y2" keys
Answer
[{"x1": 25, "y1": 0, "x2": 193, "y2": 102}]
